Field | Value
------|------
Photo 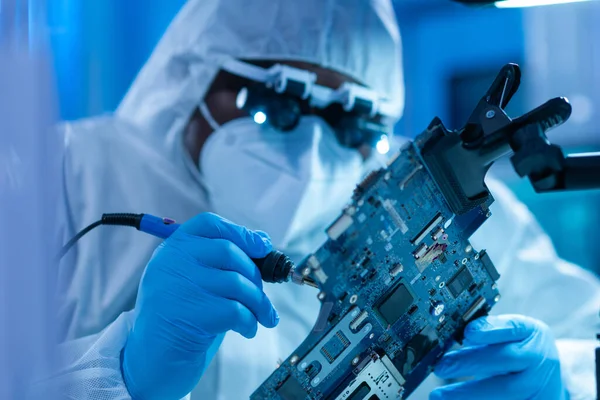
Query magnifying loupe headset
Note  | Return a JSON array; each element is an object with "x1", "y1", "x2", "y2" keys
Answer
[{"x1": 222, "y1": 59, "x2": 400, "y2": 153}]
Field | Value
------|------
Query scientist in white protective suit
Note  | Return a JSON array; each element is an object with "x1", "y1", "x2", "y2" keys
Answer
[{"x1": 50, "y1": 0, "x2": 600, "y2": 399}]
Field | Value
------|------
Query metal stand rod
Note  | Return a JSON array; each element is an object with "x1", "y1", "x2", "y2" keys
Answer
[{"x1": 563, "y1": 153, "x2": 600, "y2": 191}]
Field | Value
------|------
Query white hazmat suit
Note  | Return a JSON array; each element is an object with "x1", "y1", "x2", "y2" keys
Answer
[{"x1": 45, "y1": 0, "x2": 599, "y2": 399}]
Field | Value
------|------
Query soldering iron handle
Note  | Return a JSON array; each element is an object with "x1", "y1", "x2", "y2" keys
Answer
[
  {"x1": 139, "y1": 214, "x2": 180, "y2": 239},
  {"x1": 138, "y1": 214, "x2": 294, "y2": 284},
  {"x1": 253, "y1": 251, "x2": 295, "y2": 284}
]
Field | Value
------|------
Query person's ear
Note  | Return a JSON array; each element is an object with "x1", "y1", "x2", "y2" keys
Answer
[
  {"x1": 204, "y1": 90, "x2": 245, "y2": 125},
  {"x1": 183, "y1": 107, "x2": 213, "y2": 164}
]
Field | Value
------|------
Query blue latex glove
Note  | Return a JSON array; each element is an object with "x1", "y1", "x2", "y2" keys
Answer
[
  {"x1": 122, "y1": 213, "x2": 280, "y2": 400},
  {"x1": 430, "y1": 314, "x2": 567, "y2": 400}
]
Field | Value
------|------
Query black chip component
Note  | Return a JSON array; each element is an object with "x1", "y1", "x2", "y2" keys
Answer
[
  {"x1": 368, "y1": 269, "x2": 377, "y2": 280},
  {"x1": 392, "y1": 326, "x2": 439, "y2": 376},
  {"x1": 304, "y1": 362, "x2": 320, "y2": 379},
  {"x1": 376, "y1": 283, "x2": 414, "y2": 325},
  {"x1": 468, "y1": 283, "x2": 478, "y2": 294},
  {"x1": 320, "y1": 331, "x2": 350, "y2": 364},
  {"x1": 366, "y1": 196, "x2": 382, "y2": 208},
  {"x1": 277, "y1": 376, "x2": 307, "y2": 400},
  {"x1": 479, "y1": 250, "x2": 500, "y2": 281},
  {"x1": 447, "y1": 267, "x2": 474, "y2": 298}
]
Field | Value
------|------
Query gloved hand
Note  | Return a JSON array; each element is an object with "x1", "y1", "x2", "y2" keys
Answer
[
  {"x1": 430, "y1": 314, "x2": 567, "y2": 400},
  {"x1": 121, "y1": 212, "x2": 279, "y2": 400}
]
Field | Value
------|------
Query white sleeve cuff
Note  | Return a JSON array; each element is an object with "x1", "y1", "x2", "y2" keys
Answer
[
  {"x1": 28, "y1": 311, "x2": 192, "y2": 400},
  {"x1": 556, "y1": 338, "x2": 598, "y2": 400}
]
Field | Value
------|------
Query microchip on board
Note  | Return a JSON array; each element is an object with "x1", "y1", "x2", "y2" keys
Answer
[
  {"x1": 447, "y1": 267, "x2": 474, "y2": 298},
  {"x1": 376, "y1": 283, "x2": 414, "y2": 326},
  {"x1": 277, "y1": 376, "x2": 307, "y2": 400}
]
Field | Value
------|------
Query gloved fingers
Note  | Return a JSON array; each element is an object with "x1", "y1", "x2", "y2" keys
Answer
[
  {"x1": 153, "y1": 244, "x2": 277, "y2": 328},
  {"x1": 168, "y1": 235, "x2": 264, "y2": 288},
  {"x1": 208, "y1": 238, "x2": 264, "y2": 287},
  {"x1": 434, "y1": 341, "x2": 538, "y2": 380},
  {"x1": 205, "y1": 269, "x2": 279, "y2": 329},
  {"x1": 429, "y1": 371, "x2": 533, "y2": 400},
  {"x1": 463, "y1": 314, "x2": 540, "y2": 346},
  {"x1": 176, "y1": 212, "x2": 273, "y2": 258},
  {"x1": 216, "y1": 297, "x2": 260, "y2": 339}
]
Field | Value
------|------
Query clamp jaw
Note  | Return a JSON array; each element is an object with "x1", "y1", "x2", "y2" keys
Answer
[{"x1": 418, "y1": 63, "x2": 600, "y2": 215}]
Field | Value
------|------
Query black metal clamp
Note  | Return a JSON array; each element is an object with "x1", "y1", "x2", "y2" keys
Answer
[{"x1": 419, "y1": 63, "x2": 600, "y2": 216}]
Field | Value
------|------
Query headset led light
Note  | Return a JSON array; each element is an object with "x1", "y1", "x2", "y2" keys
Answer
[
  {"x1": 253, "y1": 111, "x2": 267, "y2": 125},
  {"x1": 376, "y1": 135, "x2": 390, "y2": 155}
]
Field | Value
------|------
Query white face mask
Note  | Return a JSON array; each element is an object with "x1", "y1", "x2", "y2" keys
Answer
[{"x1": 198, "y1": 112, "x2": 364, "y2": 258}]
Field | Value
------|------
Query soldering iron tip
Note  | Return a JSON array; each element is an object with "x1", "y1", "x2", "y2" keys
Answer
[{"x1": 302, "y1": 277, "x2": 319, "y2": 288}]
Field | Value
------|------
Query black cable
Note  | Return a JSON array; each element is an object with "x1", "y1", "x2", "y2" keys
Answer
[
  {"x1": 57, "y1": 212, "x2": 303, "y2": 287},
  {"x1": 57, "y1": 220, "x2": 102, "y2": 261},
  {"x1": 57, "y1": 213, "x2": 144, "y2": 261}
]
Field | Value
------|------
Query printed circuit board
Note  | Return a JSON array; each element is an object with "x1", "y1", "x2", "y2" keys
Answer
[{"x1": 252, "y1": 123, "x2": 501, "y2": 400}]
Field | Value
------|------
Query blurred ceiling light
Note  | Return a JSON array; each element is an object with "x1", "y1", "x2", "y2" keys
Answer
[
  {"x1": 452, "y1": 0, "x2": 596, "y2": 7},
  {"x1": 496, "y1": 0, "x2": 594, "y2": 7}
]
